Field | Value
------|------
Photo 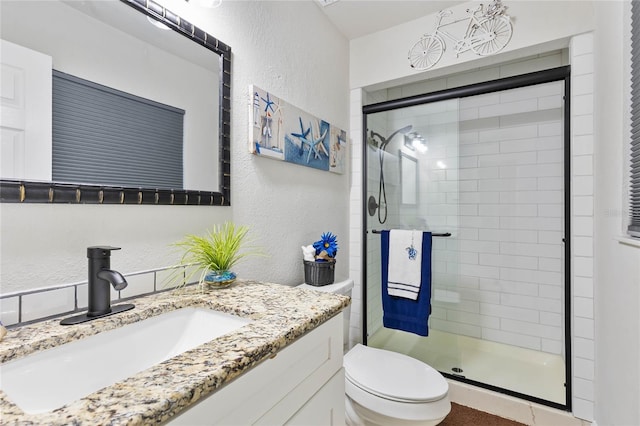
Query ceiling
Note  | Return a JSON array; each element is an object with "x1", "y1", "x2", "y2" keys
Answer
[{"x1": 314, "y1": 0, "x2": 469, "y2": 40}]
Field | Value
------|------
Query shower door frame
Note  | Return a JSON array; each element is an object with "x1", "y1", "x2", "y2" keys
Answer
[{"x1": 361, "y1": 66, "x2": 572, "y2": 411}]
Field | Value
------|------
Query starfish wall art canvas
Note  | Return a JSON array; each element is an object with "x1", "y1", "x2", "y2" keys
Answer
[{"x1": 249, "y1": 85, "x2": 347, "y2": 174}]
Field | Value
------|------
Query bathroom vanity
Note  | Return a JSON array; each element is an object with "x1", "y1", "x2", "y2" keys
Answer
[{"x1": 0, "y1": 280, "x2": 349, "y2": 425}]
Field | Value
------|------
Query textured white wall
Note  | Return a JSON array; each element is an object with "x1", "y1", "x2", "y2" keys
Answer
[
  {"x1": 0, "y1": 0, "x2": 350, "y2": 294},
  {"x1": 350, "y1": 1, "x2": 595, "y2": 90},
  {"x1": 205, "y1": 1, "x2": 351, "y2": 286},
  {"x1": 593, "y1": 2, "x2": 640, "y2": 426}
]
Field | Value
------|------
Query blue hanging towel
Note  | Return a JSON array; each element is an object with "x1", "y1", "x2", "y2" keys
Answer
[{"x1": 381, "y1": 230, "x2": 432, "y2": 336}]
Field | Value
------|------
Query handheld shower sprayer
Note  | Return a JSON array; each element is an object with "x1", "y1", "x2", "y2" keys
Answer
[{"x1": 367, "y1": 125, "x2": 413, "y2": 224}]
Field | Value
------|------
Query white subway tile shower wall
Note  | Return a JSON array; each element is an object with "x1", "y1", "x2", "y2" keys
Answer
[
  {"x1": 349, "y1": 88, "x2": 365, "y2": 348},
  {"x1": 366, "y1": 80, "x2": 566, "y2": 355},
  {"x1": 458, "y1": 81, "x2": 560, "y2": 352},
  {"x1": 569, "y1": 32, "x2": 595, "y2": 421}
]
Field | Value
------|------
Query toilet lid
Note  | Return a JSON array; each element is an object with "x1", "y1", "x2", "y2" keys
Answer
[{"x1": 344, "y1": 344, "x2": 448, "y2": 403}]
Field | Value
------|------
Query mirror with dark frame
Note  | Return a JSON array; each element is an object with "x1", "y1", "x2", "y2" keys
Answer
[
  {"x1": 399, "y1": 150, "x2": 417, "y2": 206},
  {"x1": 0, "y1": 0, "x2": 231, "y2": 206}
]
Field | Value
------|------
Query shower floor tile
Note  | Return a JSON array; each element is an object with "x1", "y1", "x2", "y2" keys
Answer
[{"x1": 368, "y1": 327, "x2": 565, "y2": 405}]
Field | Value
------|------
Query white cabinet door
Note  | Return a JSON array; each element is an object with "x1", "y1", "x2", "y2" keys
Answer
[
  {"x1": 167, "y1": 313, "x2": 344, "y2": 426},
  {"x1": 285, "y1": 369, "x2": 345, "y2": 426},
  {"x1": 0, "y1": 39, "x2": 52, "y2": 181}
]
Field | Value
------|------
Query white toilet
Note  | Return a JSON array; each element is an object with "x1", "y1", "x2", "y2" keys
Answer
[{"x1": 298, "y1": 279, "x2": 451, "y2": 426}]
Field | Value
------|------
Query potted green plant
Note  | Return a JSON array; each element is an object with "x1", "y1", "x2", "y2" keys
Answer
[{"x1": 172, "y1": 222, "x2": 261, "y2": 289}]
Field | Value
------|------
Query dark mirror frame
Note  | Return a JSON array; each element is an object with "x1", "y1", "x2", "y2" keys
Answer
[{"x1": 0, "y1": 0, "x2": 231, "y2": 206}]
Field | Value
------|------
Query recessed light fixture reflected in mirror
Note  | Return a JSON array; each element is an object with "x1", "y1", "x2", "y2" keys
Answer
[
  {"x1": 188, "y1": 0, "x2": 223, "y2": 7},
  {"x1": 147, "y1": 16, "x2": 170, "y2": 30},
  {"x1": 404, "y1": 132, "x2": 428, "y2": 153},
  {"x1": 436, "y1": 160, "x2": 447, "y2": 169}
]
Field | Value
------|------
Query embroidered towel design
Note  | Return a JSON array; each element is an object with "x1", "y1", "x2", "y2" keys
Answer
[{"x1": 387, "y1": 230, "x2": 422, "y2": 300}]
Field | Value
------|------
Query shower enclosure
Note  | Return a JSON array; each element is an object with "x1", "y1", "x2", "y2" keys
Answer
[{"x1": 362, "y1": 67, "x2": 570, "y2": 409}]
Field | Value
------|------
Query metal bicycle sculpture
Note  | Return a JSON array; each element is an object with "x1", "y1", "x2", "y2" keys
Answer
[{"x1": 408, "y1": 0, "x2": 513, "y2": 70}]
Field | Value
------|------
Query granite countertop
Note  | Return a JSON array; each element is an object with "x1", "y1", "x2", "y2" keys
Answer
[{"x1": 0, "y1": 280, "x2": 350, "y2": 425}]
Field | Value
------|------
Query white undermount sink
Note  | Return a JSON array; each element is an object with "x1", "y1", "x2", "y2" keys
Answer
[{"x1": 0, "y1": 307, "x2": 252, "y2": 414}]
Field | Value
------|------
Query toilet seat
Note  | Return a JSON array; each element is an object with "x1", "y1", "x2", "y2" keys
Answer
[
  {"x1": 344, "y1": 344, "x2": 451, "y2": 424},
  {"x1": 344, "y1": 344, "x2": 448, "y2": 403}
]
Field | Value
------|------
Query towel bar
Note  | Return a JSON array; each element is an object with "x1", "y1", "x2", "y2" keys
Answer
[{"x1": 370, "y1": 229, "x2": 451, "y2": 237}]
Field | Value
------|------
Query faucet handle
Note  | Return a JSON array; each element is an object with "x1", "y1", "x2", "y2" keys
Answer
[{"x1": 87, "y1": 246, "x2": 121, "y2": 258}]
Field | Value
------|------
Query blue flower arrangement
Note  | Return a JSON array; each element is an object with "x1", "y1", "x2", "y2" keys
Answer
[{"x1": 312, "y1": 232, "x2": 338, "y2": 262}]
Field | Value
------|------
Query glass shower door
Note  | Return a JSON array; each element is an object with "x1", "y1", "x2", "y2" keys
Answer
[
  {"x1": 364, "y1": 78, "x2": 567, "y2": 407},
  {"x1": 365, "y1": 97, "x2": 463, "y2": 375}
]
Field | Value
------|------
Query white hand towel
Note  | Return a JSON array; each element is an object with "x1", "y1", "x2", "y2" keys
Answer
[{"x1": 387, "y1": 230, "x2": 422, "y2": 300}]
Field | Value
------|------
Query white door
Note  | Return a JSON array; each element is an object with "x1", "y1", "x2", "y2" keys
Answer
[{"x1": 0, "y1": 39, "x2": 52, "y2": 181}]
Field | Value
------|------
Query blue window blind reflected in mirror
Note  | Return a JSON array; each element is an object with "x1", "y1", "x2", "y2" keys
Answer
[
  {"x1": 52, "y1": 70, "x2": 184, "y2": 189},
  {"x1": 630, "y1": 2, "x2": 640, "y2": 237}
]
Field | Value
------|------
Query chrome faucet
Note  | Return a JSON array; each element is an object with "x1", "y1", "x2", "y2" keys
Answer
[{"x1": 60, "y1": 246, "x2": 134, "y2": 325}]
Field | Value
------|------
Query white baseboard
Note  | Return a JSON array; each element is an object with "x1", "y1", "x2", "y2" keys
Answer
[{"x1": 447, "y1": 380, "x2": 592, "y2": 426}]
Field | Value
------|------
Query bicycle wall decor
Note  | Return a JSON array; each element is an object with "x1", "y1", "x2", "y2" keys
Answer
[{"x1": 408, "y1": 0, "x2": 513, "y2": 71}]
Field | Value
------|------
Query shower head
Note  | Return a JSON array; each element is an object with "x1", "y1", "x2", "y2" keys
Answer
[
  {"x1": 387, "y1": 125, "x2": 413, "y2": 144},
  {"x1": 371, "y1": 125, "x2": 413, "y2": 151},
  {"x1": 368, "y1": 124, "x2": 413, "y2": 225}
]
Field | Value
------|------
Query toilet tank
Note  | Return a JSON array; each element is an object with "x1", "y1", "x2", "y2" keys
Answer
[{"x1": 297, "y1": 279, "x2": 353, "y2": 351}]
